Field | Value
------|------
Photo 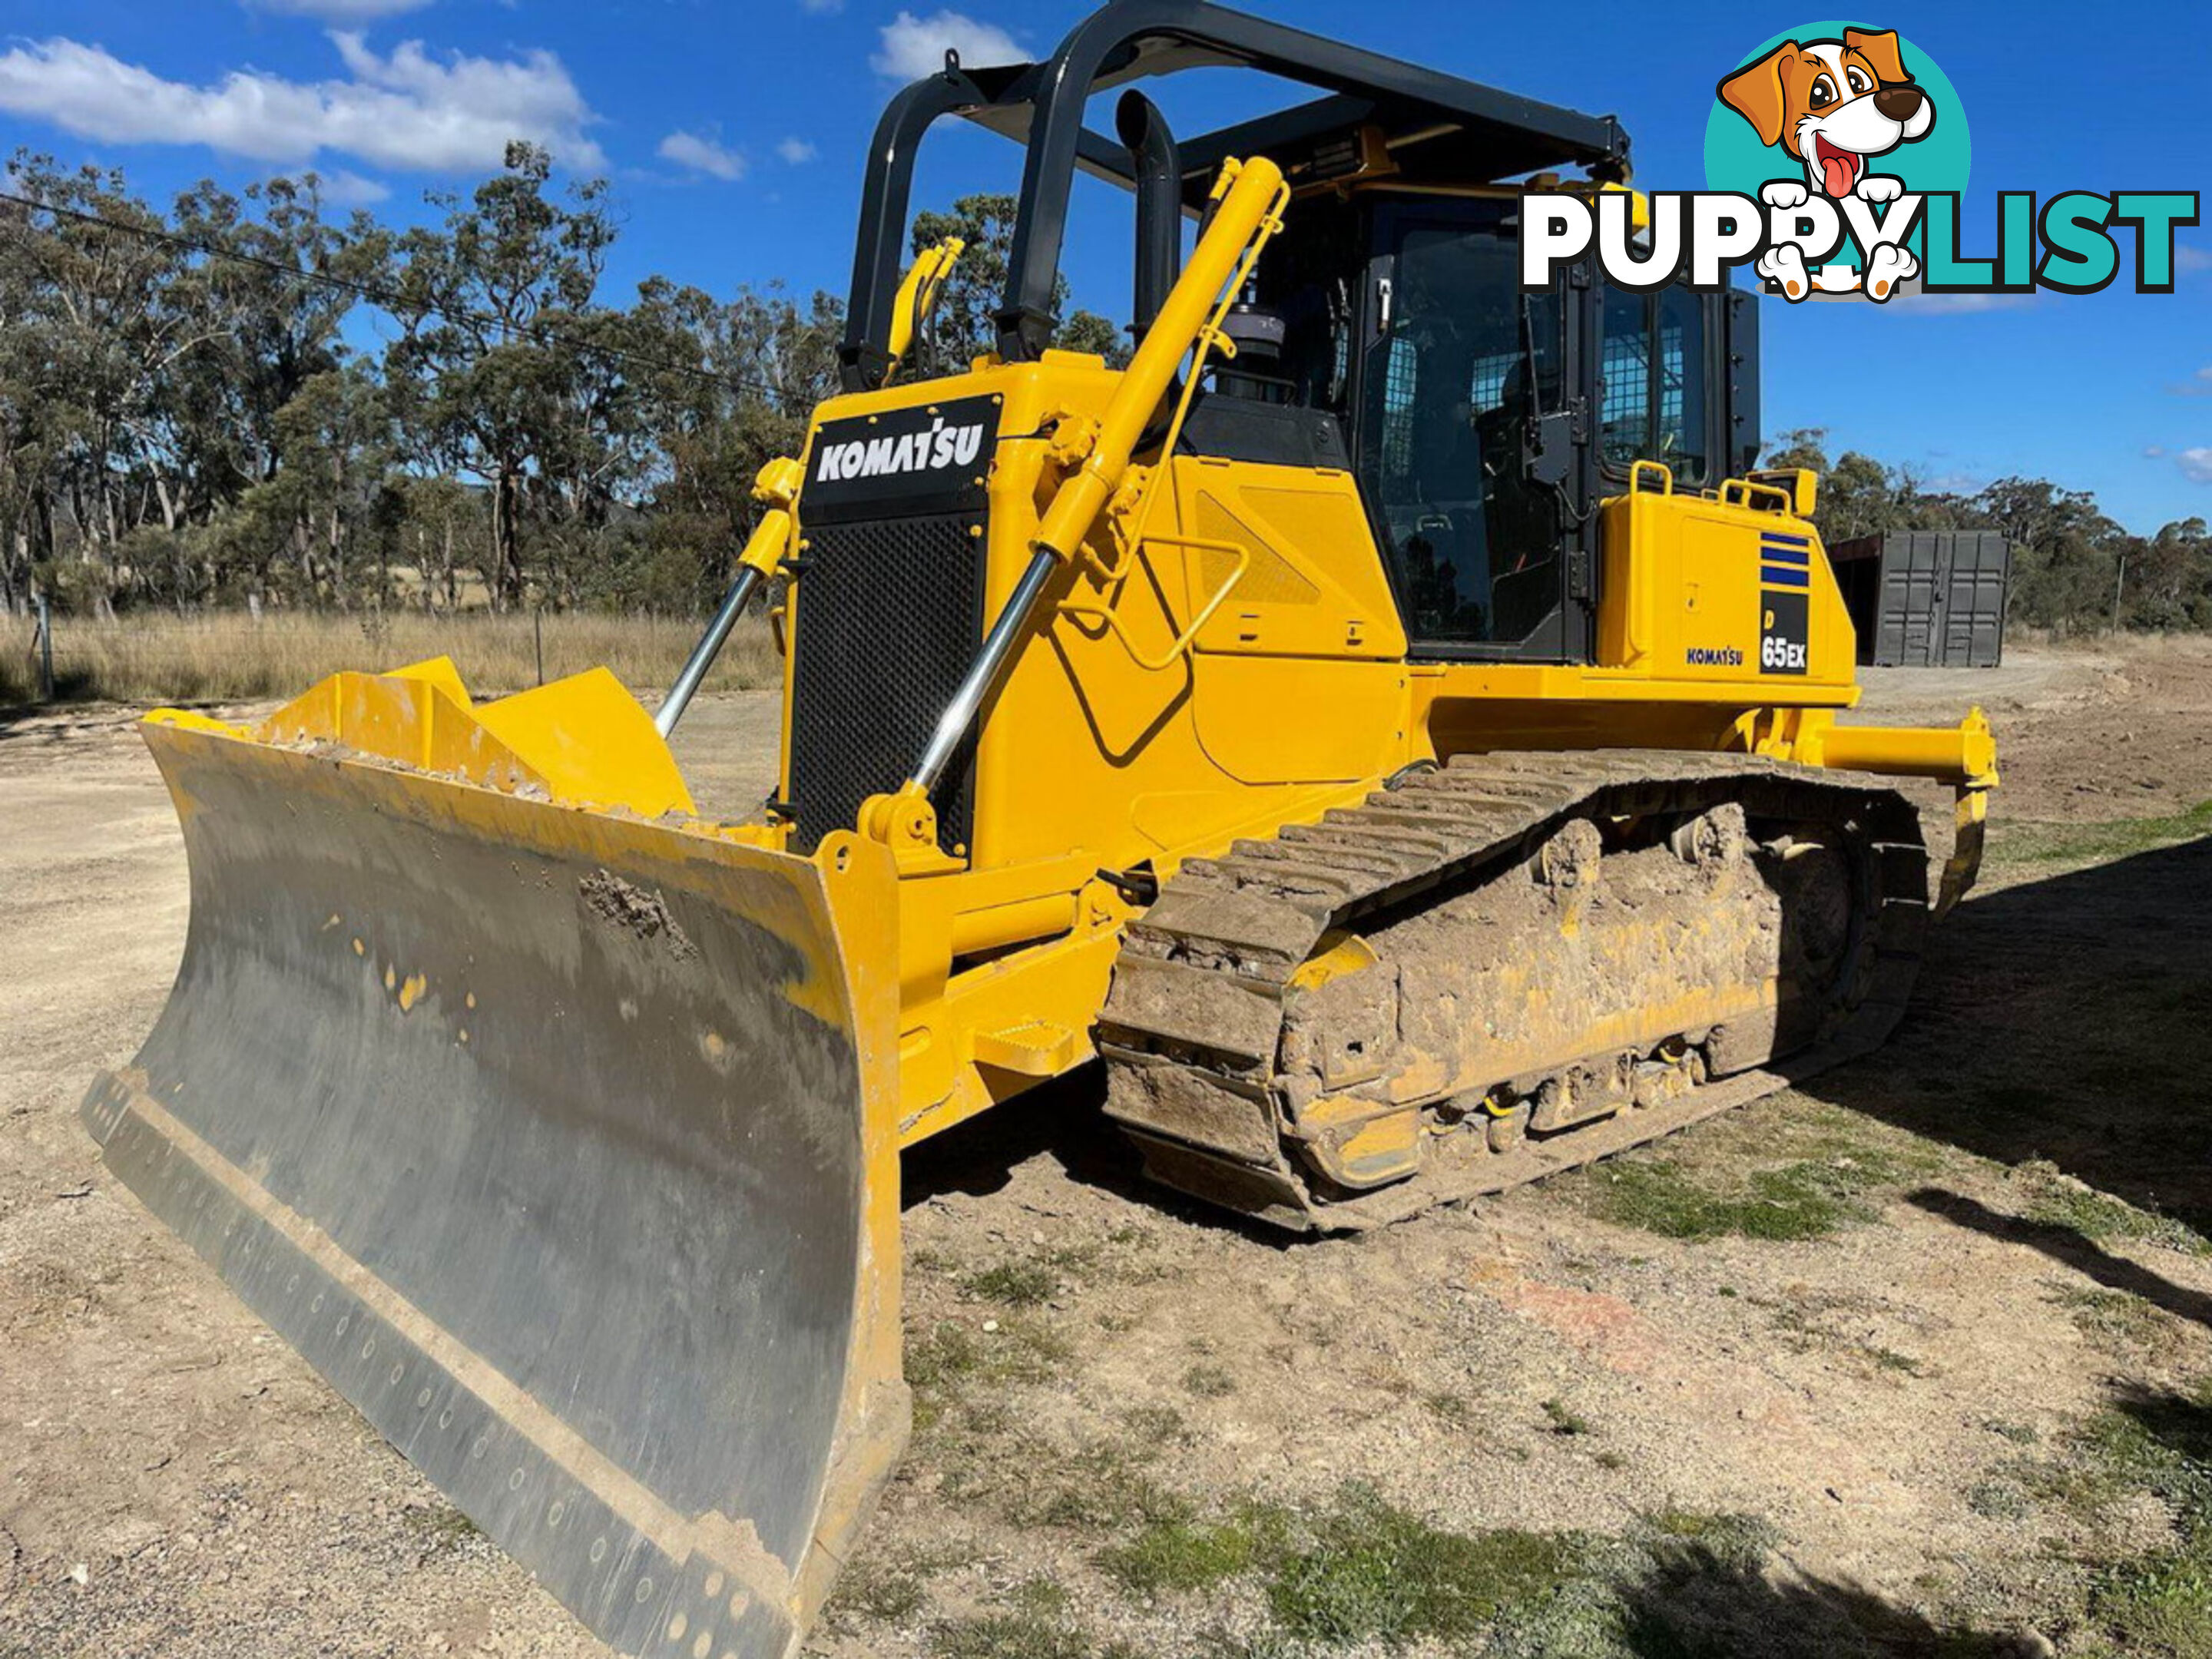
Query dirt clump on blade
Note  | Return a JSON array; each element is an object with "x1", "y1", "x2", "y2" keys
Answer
[{"x1": 580, "y1": 866, "x2": 700, "y2": 960}]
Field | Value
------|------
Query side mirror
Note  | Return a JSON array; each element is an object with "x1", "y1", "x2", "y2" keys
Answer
[{"x1": 1747, "y1": 467, "x2": 1818, "y2": 519}]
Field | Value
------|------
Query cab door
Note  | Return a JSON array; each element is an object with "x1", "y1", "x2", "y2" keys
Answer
[{"x1": 1351, "y1": 197, "x2": 1597, "y2": 664}]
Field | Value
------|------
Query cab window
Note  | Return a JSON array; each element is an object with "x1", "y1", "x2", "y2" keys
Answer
[
  {"x1": 1363, "y1": 203, "x2": 1565, "y2": 649},
  {"x1": 1600, "y1": 284, "x2": 1708, "y2": 485}
]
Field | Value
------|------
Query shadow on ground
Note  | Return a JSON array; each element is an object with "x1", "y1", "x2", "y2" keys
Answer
[
  {"x1": 1906, "y1": 1187, "x2": 2212, "y2": 1329},
  {"x1": 900, "y1": 1063, "x2": 1140, "y2": 1210},
  {"x1": 896, "y1": 1052, "x2": 1321, "y2": 1246},
  {"x1": 2108, "y1": 1376, "x2": 2212, "y2": 1466},
  {"x1": 1611, "y1": 1546, "x2": 2031, "y2": 1657},
  {"x1": 1819, "y1": 833, "x2": 2212, "y2": 1267}
]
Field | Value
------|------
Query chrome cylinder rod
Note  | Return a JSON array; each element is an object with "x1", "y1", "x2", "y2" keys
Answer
[
  {"x1": 911, "y1": 547, "x2": 1057, "y2": 795},
  {"x1": 654, "y1": 565, "x2": 761, "y2": 738}
]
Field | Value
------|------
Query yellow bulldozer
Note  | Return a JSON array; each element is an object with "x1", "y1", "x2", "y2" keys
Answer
[{"x1": 82, "y1": 4, "x2": 1998, "y2": 1654}]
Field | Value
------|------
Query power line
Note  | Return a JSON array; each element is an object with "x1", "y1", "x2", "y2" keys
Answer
[{"x1": 0, "y1": 188, "x2": 818, "y2": 409}]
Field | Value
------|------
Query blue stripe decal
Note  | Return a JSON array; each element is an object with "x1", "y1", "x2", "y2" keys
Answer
[
  {"x1": 1761, "y1": 531, "x2": 1813, "y2": 547},
  {"x1": 1761, "y1": 566, "x2": 1810, "y2": 588},
  {"x1": 1760, "y1": 544, "x2": 1810, "y2": 565}
]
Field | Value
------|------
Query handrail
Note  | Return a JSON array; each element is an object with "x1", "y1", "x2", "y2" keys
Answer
[
  {"x1": 1720, "y1": 475, "x2": 1793, "y2": 513},
  {"x1": 1061, "y1": 532, "x2": 1251, "y2": 672}
]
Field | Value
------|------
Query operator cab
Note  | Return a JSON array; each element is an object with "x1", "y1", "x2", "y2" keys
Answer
[{"x1": 837, "y1": 0, "x2": 1759, "y2": 668}]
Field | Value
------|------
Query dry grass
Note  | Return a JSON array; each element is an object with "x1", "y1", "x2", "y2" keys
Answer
[{"x1": 0, "y1": 610, "x2": 778, "y2": 708}]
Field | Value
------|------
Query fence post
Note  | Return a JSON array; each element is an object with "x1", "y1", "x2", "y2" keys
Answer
[
  {"x1": 34, "y1": 591, "x2": 54, "y2": 701},
  {"x1": 534, "y1": 607, "x2": 545, "y2": 687}
]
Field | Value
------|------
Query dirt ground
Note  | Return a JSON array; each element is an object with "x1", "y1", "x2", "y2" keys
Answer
[{"x1": 6, "y1": 639, "x2": 2212, "y2": 1657}]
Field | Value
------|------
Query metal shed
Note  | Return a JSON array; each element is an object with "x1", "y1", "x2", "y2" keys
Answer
[{"x1": 1827, "y1": 531, "x2": 2011, "y2": 668}]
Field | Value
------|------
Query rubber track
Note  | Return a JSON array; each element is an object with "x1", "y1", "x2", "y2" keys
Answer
[{"x1": 1097, "y1": 750, "x2": 1935, "y2": 1230}]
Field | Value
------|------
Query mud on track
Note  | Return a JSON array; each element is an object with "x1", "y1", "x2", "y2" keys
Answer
[{"x1": 5, "y1": 644, "x2": 2212, "y2": 1657}]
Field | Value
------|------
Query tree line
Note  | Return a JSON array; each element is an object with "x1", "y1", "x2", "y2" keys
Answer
[
  {"x1": 0, "y1": 143, "x2": 1123, "y2": 622},
  {"x1": 2, "y1": 141, "x2": 2202, "y2": 634},
  {"x1": 1763, "y1": 431, "x2": 2212, "y2": 635}
]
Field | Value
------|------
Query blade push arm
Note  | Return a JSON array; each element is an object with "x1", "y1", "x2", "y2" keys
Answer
[
  {"x1": 656, "y1": 236, "x2": 972, "y2": 741},
  {"x1": 654, "y1": 456, "x2": 803, "y2": 738},
  {"x1": 864, "y1": 154, "x2": 1292, "y2": 859}
]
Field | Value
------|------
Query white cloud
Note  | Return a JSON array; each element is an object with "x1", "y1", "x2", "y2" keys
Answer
[
  {"x1": 2177, "y1": 244, "x2": 2211, "y2": 274},
  {"x1": 2180, "y1": 447, "x2": 2212, "y2": 485},
  {"x1": 2146, "y1": 445, "x2": 2167, "y2": 458},
  {"x1": 250, "y1": 0, "x2": 435, "y2": 20},
  {"x1": 870, "y1": 10, "x2": 1024, "y2": 79},
  {"x1": 658, "y1": 129, "x2": 745, "y2": 180},
  {"x1": 800, "y1": 0, "x2": 843, "y2": 12},
  {"x1": 0, "y1": 32, "x2": 604, "y2": 171},
  {"x1": 309, "y1": 167, "x2": 389, "y2": 203},
  {"x1": 774, "y1": 136, "x2": 816, "y2": 165}
]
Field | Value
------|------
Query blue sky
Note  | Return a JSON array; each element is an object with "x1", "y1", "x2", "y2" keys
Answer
[{"x1": 0, "y1": 0, "x2": 2206, "y2": 531}]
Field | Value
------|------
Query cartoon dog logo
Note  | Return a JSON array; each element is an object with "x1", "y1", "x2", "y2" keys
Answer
[{"x1": 1717, "y1": 28, "x2": 1936, "y2": 298}]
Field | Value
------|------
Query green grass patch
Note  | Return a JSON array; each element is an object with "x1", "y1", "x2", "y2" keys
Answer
[
  {"x1": 1099, "y1": 1502, "x2": 1293, "y2": 1594},
  {"x1": 1120, "y1": 1402, "x2": 1190, "y2": 1444},
  {"x1": 400, "y1": 1503, "x2": 480, "y2": 1546},
  {"x1": 2065, "y1": 1392, "x2": 2212, "y2": 1522},
  {"x1": 963, "y1": 1260, "x2": 1058, "y2": 1306},
  {"x1": 1580, "y1": 1154, "x2": 1881, "y2": 1242},
  {"x1": 1866, "y1": 1344, "x2": 1926, "y2": 1376},
  {"x1": 2090, "y1": 1548, "x2": 2212, "y2": 1657},
  {"x1": 1965, "y1": 1479, "x2": 2032, "y2": 1522},
  {"x1": 2017, "y1": 1161, "x2": 2211, "y2": 1257},
  {"x1": 1760, "y1": 1288, "x2": 1929, "y2": 1376},
  {"x1": 931, "y1": 1609, "x2": 1094, "y2": 1659},
  {"x1": 1266, "y1": 1484, "x2": 1588, "y2": 1646},
  {"x1": 1031, "y1": 1438, "x2": 1193, "y2": 1532},
  {"x1": 1991, "y1": 1381, "x2": 2212, "y2": 1654},
  {"x1": 2054, "y1": 1285, "x2": 2181, "y2": 1351},
  {"x1": 906, "y1": 1315, "x2": 1074, "y2": 1395},
  {"x1": 1990, "y1": 801, "x2": 2212, "y2": 869},
  {"x1": 1542, "y1": 1398, "x2": 1594, "y2": 1436},
  {"x1": 1564, "y1": 1103, "x2": 1952, "y2": 1244},
  {"x1": 1088, "y1": 1482, "x2": 1600, "y2": 1641},
  {"x1": 1423, "y1": 1391, "x2": 1473, "y2": 1427},
  {"x1": 906, "y1": 1320, "x2": 985, "y2": 1391},
  {"x1": 930, "y1": 1579, "x2": 1138, "y2": 1659},
  {"x1": 954, "y1": 1238, "x2": 1124, "y2": 1306},
  {"x1": 1640, "y1": 1509, "x2": 1779, "y2": 1574},
  {"x1": 1184, "y1": 1363, "x2": 1237, "y2": 1399},
  {"x1": 822, "y1": 1553, "x2": 929, "y2": 1624}
]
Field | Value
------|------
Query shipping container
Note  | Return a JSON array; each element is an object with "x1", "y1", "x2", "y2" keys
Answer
[{"x1": 1826, "y1": 531, "x2": 2011, "y2": 667}]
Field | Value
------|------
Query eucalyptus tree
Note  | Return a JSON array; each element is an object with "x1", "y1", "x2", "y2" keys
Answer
[{"x1": 386, "y1": 142, "x2": 616, "y2": 610}]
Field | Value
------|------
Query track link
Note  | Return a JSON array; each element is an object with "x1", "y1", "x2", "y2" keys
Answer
[{"x1": 1098, "y1": 751, "x2": 1939, "y2": 1231}]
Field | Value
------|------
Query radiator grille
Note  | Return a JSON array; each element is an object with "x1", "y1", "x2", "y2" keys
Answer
[{"x1": 787, "y1": 511, "x2": 982, "y2": 853}]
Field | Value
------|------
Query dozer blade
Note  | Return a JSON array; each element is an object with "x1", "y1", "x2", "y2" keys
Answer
[{"x1": 81, "y1": 664, "x2": 906, "y2": 1659}]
